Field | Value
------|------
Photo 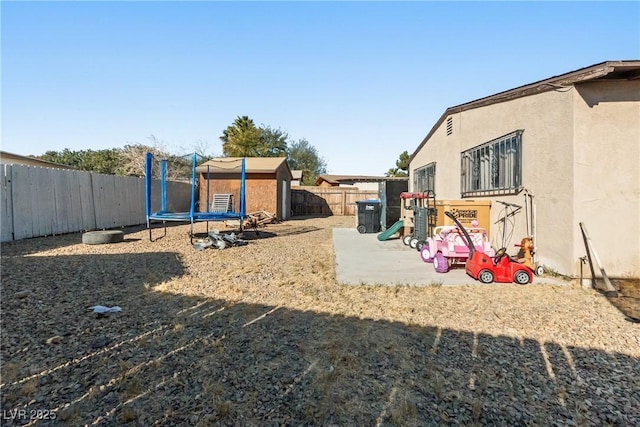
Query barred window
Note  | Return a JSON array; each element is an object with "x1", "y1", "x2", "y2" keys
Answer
[
  {"x1": 460, "y1": 130, "x2": 522, "y2": 197},
  {"x1": 413, "y1": 162, "x2": 436, "y2": 193}
]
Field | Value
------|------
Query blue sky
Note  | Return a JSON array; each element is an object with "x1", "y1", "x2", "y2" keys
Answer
[{"x1": 2, "y1": 1, "x2": 639, "y2": 176}]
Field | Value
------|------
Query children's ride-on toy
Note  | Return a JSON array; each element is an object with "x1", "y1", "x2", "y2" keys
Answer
[
  {"x1": 420, "y1": 222, "x2": 495, "y2": 273},
  {"x1": 444, "y1": 211, "x2": 533, "y2": 284}
]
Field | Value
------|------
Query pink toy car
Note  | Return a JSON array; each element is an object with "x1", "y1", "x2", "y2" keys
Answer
[{"x1": 420, "y1": 222, "x2": 495, "y2": 273}]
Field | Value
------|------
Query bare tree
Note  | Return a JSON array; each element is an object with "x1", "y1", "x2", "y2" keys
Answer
[{"x1": 119, "y1": 144, "x2": 164, "y2": 177}]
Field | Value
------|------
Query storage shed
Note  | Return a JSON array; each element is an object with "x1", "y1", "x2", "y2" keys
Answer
[{"x1": 196, "y1": 157, "x2": 293, "y2": 220}]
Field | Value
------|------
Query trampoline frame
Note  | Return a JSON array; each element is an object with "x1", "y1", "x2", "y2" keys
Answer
[{"x1": 144, "y1": 152, "x2": 246, "y2": 241}]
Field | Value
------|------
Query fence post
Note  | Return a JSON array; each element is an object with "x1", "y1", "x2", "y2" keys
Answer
[{"x1": 0, "y1": 164, "x2": 15, "y2": 241}]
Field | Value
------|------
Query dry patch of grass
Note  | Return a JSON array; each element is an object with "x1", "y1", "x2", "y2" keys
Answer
[{"x1": 1, "y1": 216, "x2": 638, "y2": 425}]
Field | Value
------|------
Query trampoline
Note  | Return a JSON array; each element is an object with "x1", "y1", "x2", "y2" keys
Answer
[{"x1": 145, "y1": 152, "x2": 246, "y2": 241}]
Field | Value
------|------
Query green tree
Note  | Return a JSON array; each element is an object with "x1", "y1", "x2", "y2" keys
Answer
[
  {"x1": 220, "y1": 116, "x2": 292, "y2": 157},
  {"x1": 220, "y1": 116, "x2": 262, "y2": 157},
  {"x1": 39, "y1": 148, "x2": 83, "y2": 168},
  {"x1": 39, "y1": 148, "x2": 123, "y2": 174},
  {"x1": 219, "y1": 116, "x2": 329, "y2": 183},
  {"x1": 287, "y1": 138, "x2": 327, "y2": 185},
  {"x1": 386, "y1": 150, "x2": 410, "y2": 177},
  {"x1": 258, "y1": 125, "x2": 288, "y2": 157},
  {"x1": 82, "y1": 149, "x2": 123, "y2": 174},
  {"x1": 35, "y1": 134, "x2": 212, "y2": 178}
]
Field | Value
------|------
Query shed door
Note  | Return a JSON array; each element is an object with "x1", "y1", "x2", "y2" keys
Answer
[{"x1": 282, "y1": 180, "x2": 288, "y2": 220}]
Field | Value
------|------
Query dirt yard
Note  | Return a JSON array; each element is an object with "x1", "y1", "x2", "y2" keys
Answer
[{"x1": 1, "y1": 216, "x2": 638, "y2": 426}]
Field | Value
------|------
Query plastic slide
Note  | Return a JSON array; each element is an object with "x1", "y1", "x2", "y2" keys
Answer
[{"x1": 377, "y1": 220, "x2": 404, "y2": 241}]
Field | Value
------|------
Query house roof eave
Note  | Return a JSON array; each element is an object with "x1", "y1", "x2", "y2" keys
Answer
[
  {"x1": 315, "y1": 174, "x2": 409, "y2": 185},
  {"x1": 0, "y1": 150, "x2": 78, "y2": 169},
  {"x1": 408, "y1": 60, "x2": 640, "y2": 164}
]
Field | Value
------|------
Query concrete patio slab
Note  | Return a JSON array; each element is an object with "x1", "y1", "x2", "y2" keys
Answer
[{"x1": 333, "y1": 228, "x2": 568, "y2": 287}]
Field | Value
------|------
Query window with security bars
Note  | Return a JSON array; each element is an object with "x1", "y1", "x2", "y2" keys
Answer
[
  {"x1": 460, "y1": 130, "x2": 523, "y2": 197},
  {"x1": 413, "y1": 162, "x2": 436, "y2": 193}
]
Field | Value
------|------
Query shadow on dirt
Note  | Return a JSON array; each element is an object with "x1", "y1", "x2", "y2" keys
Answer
[
  {"x1": 1, "y1": 252, "x2": 638, "y2": 426},
  {"x1": 289, "y1": 214, "x2": 333, "y2": 220},
  {"x1": 606, "y1": 279, "x2": 640, "y2": 322},
  {"x1": 121, "y1": 237, "x2": 143, "y2": 243},
  {"x1": 1, "y1": 223, "x2": 174, "y2": 256},
  {"x1": 192, "y1": 226, "x2": 324, "y2": 241}
]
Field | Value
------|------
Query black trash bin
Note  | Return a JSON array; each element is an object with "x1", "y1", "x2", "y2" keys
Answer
[{"x1": 356, "y1": 200, "x2": 381, "y2": 233}]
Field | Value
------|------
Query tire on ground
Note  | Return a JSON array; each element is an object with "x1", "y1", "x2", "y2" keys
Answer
[
  {"x1": 433, "y1": 252, "x2": 449, "y2": 273},
  {"x1": 420, "y1": 247, "x2": 433, "y2": 263},
  {"x1": 409, "y1": 238, "x2": 419, "y2": 249},
  {"x1": 82, "y1": 230, "x2": 125, "y2": 245},
  {"x1": 478, "y1": 269, "x2": 494, "y2": 284}
]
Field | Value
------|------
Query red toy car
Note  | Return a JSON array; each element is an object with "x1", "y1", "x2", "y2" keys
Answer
[{"x1": 444, "y1": 211, "x2": 533, "y2": 284}]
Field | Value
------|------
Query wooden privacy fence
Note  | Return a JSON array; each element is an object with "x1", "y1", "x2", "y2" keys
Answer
[
  {"x1": 291, "y1": 187, "x2": 378, "y2": 216},
  {"x1": 0, "y1": 164, "x2": 191, "y2": 242}
]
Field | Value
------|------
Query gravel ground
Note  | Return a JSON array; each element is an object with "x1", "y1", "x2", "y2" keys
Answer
[{"x1": 1, "y1": 215, "x2": 639, "y2": 426}]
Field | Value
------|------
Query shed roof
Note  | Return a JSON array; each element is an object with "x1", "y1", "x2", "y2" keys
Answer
[
  {"x1": 196, "y1": 157, "x2": 293, "y2": 179},
  {"x1": 410, "y1": 60, "x2": 640, "y2": 161},
  {"x1": 316, "y1": 174, "x2": 409, "y2": 186}
]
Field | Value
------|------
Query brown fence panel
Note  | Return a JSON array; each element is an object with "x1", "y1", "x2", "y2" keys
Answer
[
  {"x1": 343, "y1": 190, "x2": 378, "y2": 216},
  {"x1": 292, "y1": 187, "x2": 378, "y2": 216}
]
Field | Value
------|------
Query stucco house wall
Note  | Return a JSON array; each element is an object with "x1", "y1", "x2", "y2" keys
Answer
[
  {"x1": 411, "y1": 89, "x2": 576, "y2": 273},
  {"x1": 572, "y1": 80, "x2": 640, "y2": 277},
  {"x1": 409, "y1": 62, "x2": 640, "y2": 278}
]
